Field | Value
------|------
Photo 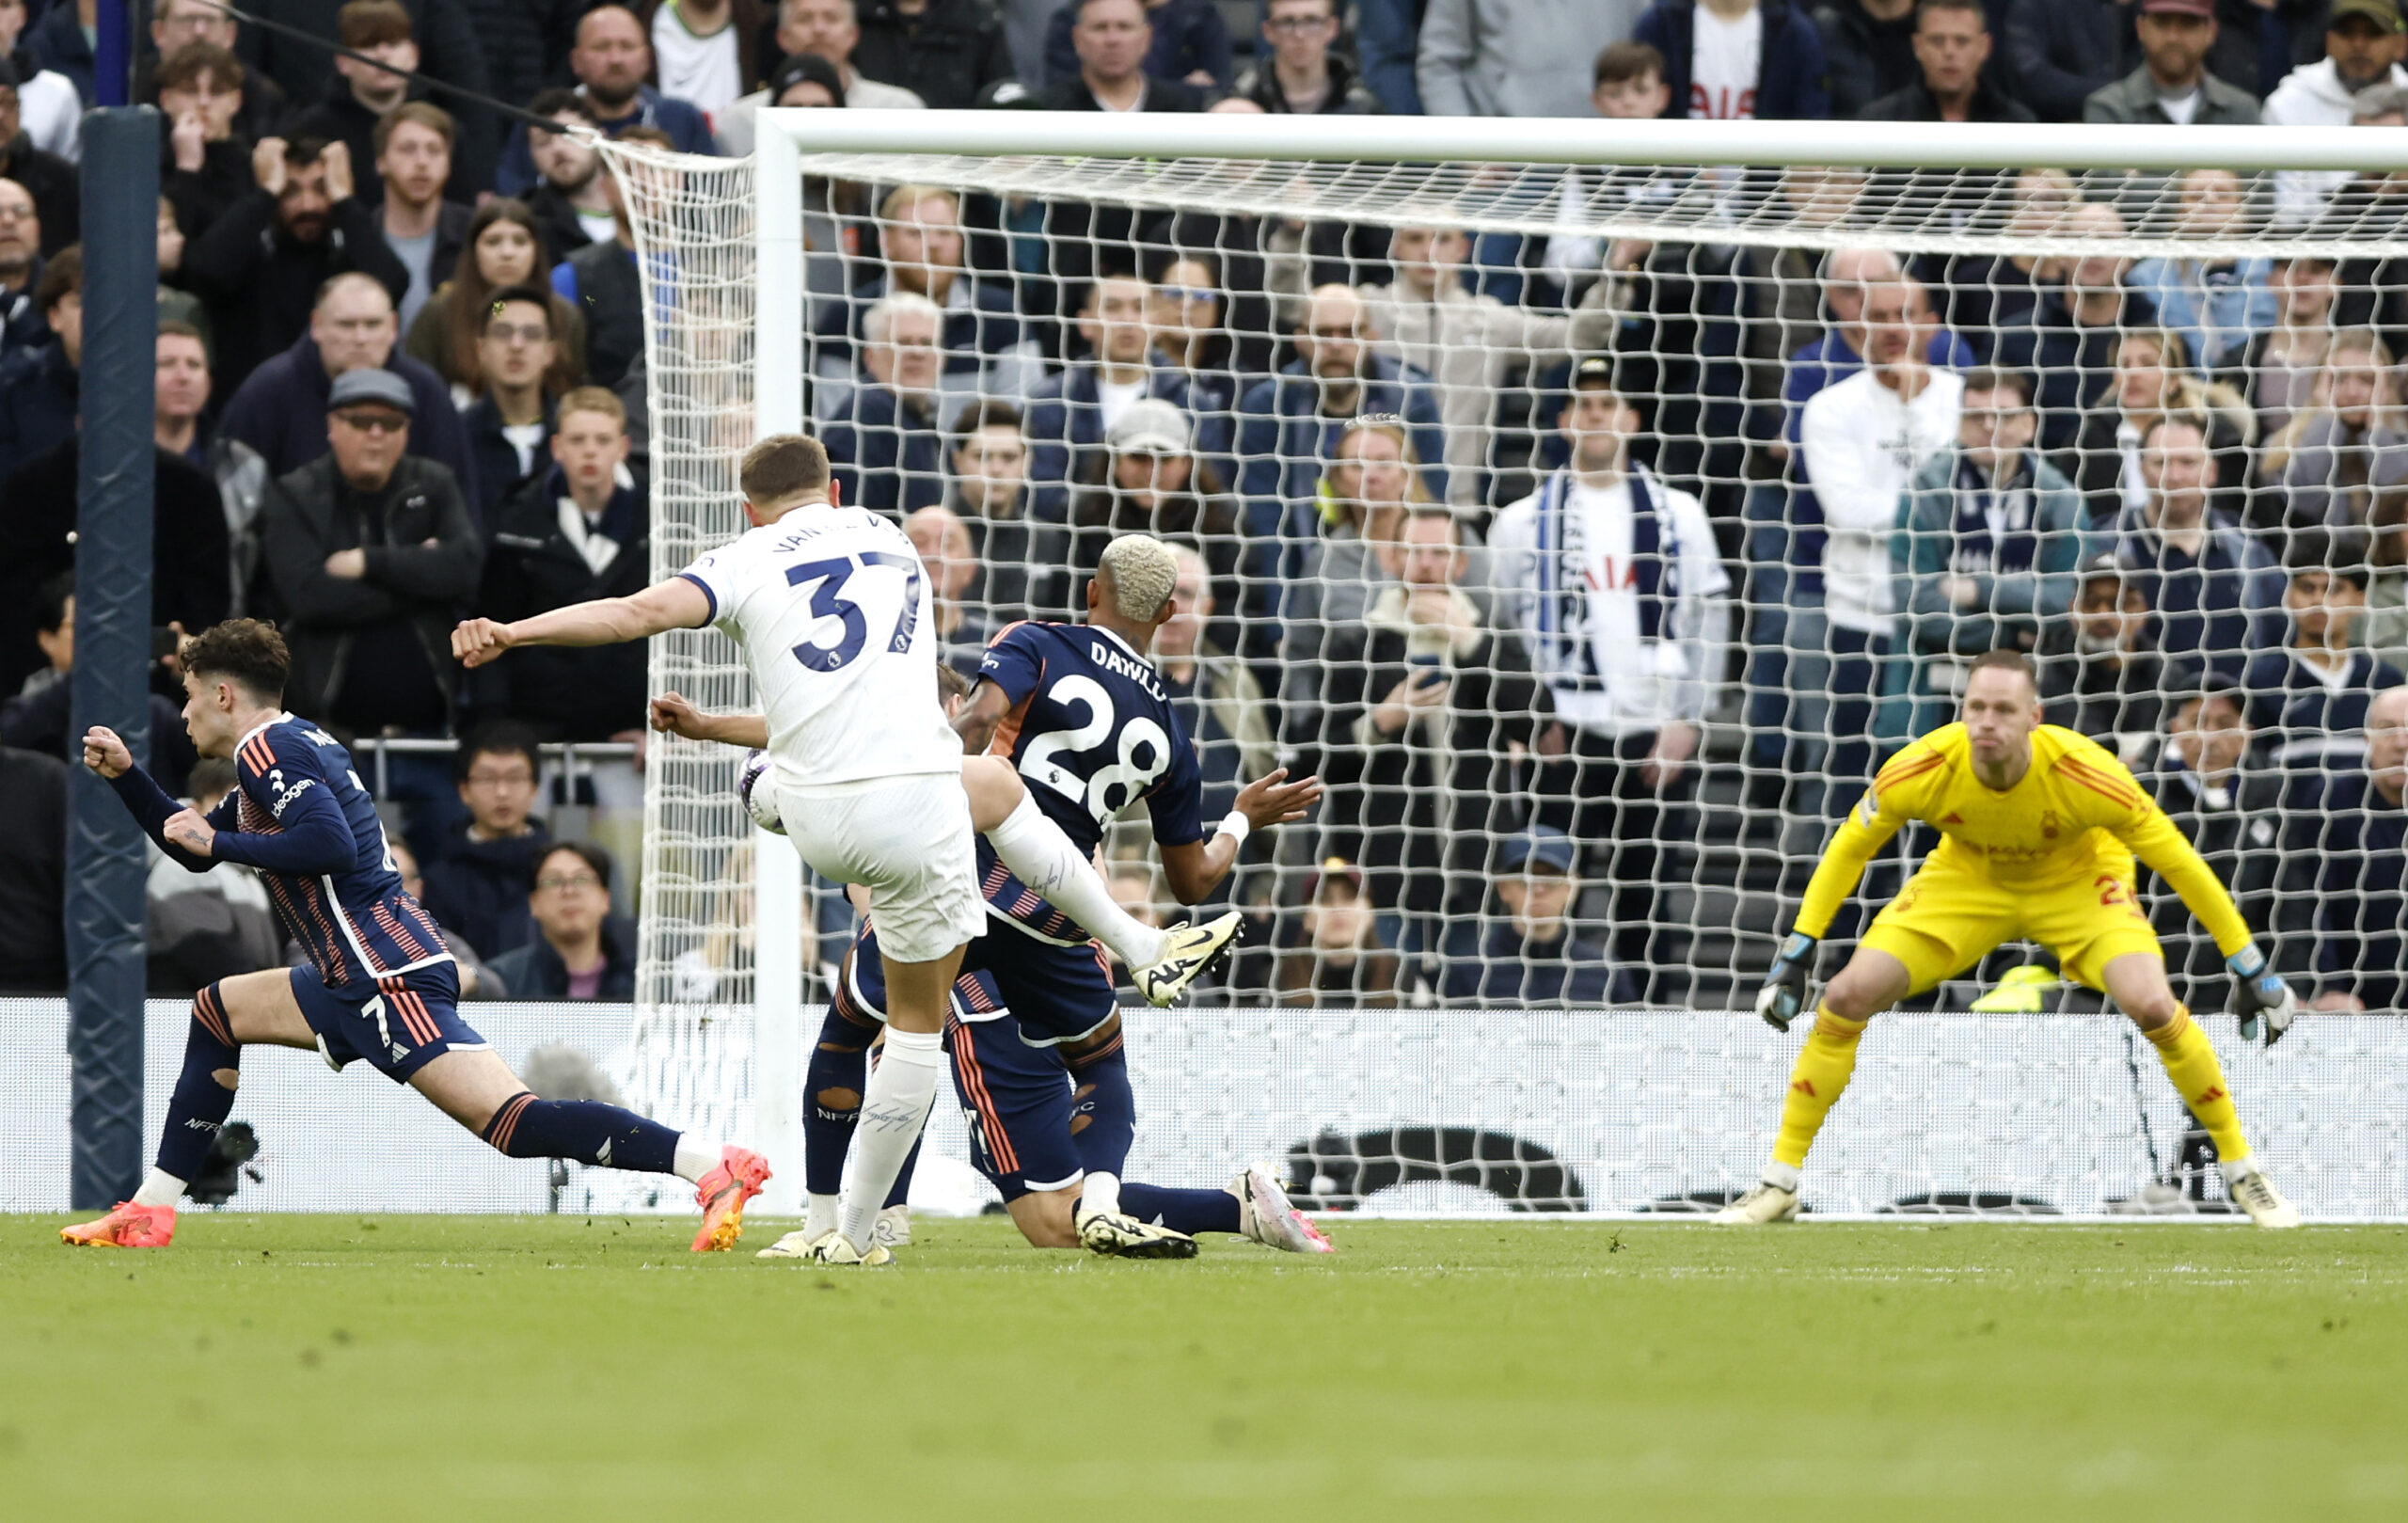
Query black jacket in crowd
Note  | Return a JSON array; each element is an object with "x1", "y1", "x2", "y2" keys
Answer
[
  {"x1": 420, "y1": 815, "x2": 553, "y2": 961},
  {"x1": 2004, "y1": 0, "x2": 2135, "y2": 121},
  {"x1": 215, "y1": 334, "x2": 482, "y2": 524},
  {"x1": 162, "y1": 136, "x2": 260, "y2": 246},
  {"x1": 0, "y1": 744, "x2": 64, "y2": 992},
  {"x1": 240, "y1": 0, "x2": 498, "y2": 195},
  {"x1": 463, "y1": 397, "x2": 553, "y2": 527},
  {"x1": 0, "y1": 133, "x2": 77, "y2": 256},
  {"x1": 526, "y1": 182, "x2": 601, "y2": 262},
  {"x1": 1813, "y1": 0, "x2": 1920, "y2": 119},
  {"x1": 1858, "y1": 74, "x2": 2036, "y2": 123},
  {"x1": 852, "y1": 0, "x2": 1016, "y2": 109},
  {"x1": 485, "y1": 913, "x2": 639, "y2": 1001},
  {"x1": 562, "y1": 238, "x2": 642, "y2": 389},
  {"x1": 258, "y1": 452, "x2": 482, "y2": 731},
  {"x1": 472, "y1": 466, "x2": 652, "y2": 742},
  {"x1": 180, "y1": 186, "x2": 412, "y2": 392},
  {"x1": 2140, "y1": 749, "x2": 2284, "y2": 1000}
]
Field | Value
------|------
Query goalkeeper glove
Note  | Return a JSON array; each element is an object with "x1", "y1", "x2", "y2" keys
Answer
[
  {"x1": 2228, "y1": 945, "x2": 2299, "y2": 1047},
  {"x1": 1755, "y1": 931, "x2": 1816, "y2": 1033}
]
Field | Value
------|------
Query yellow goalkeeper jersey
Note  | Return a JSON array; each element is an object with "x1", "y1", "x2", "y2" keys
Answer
[{"x1": 1795, "y1": 722, "x2": 2254, "y2": 957}]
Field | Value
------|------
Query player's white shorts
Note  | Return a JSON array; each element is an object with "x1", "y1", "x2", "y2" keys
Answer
[{"x1": 774, "y1": 771, "x2": 983, "y2": 964}]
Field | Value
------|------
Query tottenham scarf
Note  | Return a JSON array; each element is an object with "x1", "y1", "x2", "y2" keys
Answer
[
  {"x1": 1532, "y1": 466, "x2": 1682, "y2": 690},
  {"x1": 1948, "y1": 452, "x2": 2039, "y2": 577}
]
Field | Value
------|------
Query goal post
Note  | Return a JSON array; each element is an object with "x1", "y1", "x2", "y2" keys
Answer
[{"x1": 597, "y1": 114, "x2": 2408, "y2": 1219}]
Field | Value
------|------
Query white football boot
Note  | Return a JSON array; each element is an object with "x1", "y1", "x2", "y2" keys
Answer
[
  {"x1": 1711, "y1": 1181, "x2": 1801, "y2": 1225},
  {"x1": 1233, "y1": 1166, "x2": 1334, "y2": 1253}
]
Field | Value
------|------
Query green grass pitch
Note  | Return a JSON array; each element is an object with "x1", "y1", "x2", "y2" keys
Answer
[{"x1": 5, "y1": 1214, "x2": 2404, "y2": 1521}]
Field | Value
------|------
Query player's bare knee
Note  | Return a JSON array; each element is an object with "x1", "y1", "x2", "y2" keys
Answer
[
  {"x1": 1819, "y1": 975, "x2": 1882, "y2": 1024},
  {"x1": 2124, "y1": 992, "x2": 2181, "y2": 1031},
  {"x1": 213, "y1": 1068, "x2": 239, "y2": 1091}
]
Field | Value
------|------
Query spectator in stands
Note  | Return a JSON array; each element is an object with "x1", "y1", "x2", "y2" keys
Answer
[
  {"x1": 218, "y1": 272, "x2": 475, "y2": 517},
  {"x1": 1858, "y1": 0, "x2": 2033, "y2": 121},
  {"x1": 283, "y1": 2, "x2": 424, "y2": 210},
  {"x1": 553, "y1": 125, "x2": 676, "y2": 389},
  {"x1": 2270, "y1": 328, "x2": 2408, "y2": 531},
  {"x1": 142, "y1": 755, "x2": 283, "y2": 992},
  {"x1": 2318, "y1": 87, "x2": 2408, "y2": 360},
  {"x1": 2113, "y1": 413, "x2": 2285, "y2": 676},
  {"x1": 1418, "y1": 0, "x2": 1639, "y2": 118},
  {"x1": 497, "y1": 4, "x2": 714, "y2": 198},
  {"x1": 1146, "y1": 251, "x2": 1247, "y2": 437},
  {"x1": 716, "y1": 0, "x2": 924, "y2": 159},
  {"x1": 370, "y1": 103, "x2": 470, "y2": 335},
  {"x1": 0, "y1": 177, "x2": 40, "y2": 355},
  {"x1": 461, "y1": 285, "x2": 564, "y2": 518},
  {"x1": 2083, "y1": 0, "x2": 2262, "y2": 124},
  {"x1": 1273, "y1": 857, "x2": 1402, "y2": 1008},
  {"x1": 1438, "y1": 826, "x2": 1626, "y2": 1008},
  {"x1": 1634, "y1": 0, "x2": 1831, "y2": 120},
  {"x1": 0, "y1": 0, "x2": 82, "y2": 159},
  {"x1": 475, "y1": 389, "x2": 649, "y2": 743},
  {"x1": 258, "y1": 369, "x2": 480, "y2": 759},
  {"x1": 1491, "y1": 359, "x2": 1728, "y2": 990},
  {"x1": 822, "y1": 290, "x2": 951, "y2": 516},
  {"x1": 2068, "y1": 328, "x2": 2255, "y2": 529},
  {"x1": 811, "y1": 182, "x2": 1034, "y2": 426},
  {"x1": 2295, "y1": 683, "x2": 2408, "y2": 1010},
  {"x1": 2128, "y1": 169, "x2": 2275, "y2": 377},
  {"x1": 1271, "y1": 221, "x2": 1614, "y2": 511},
  {"x1": 0, "y1": 574, "x2": 198, "y2": 787},
  {"x1": 241, "y1": 0, "x2": 497, "y2": 195},
  {"x1": 408, "y1": 199, "x2": 585, "y2": 404},
  {"x1": 1995, "y1": 199, "x2": 2155, "y2": 453},
  {"x1": 0, "y1": 241, "x2": 77, "y2": 483},
  {"x1": 1816, "y1": 0, "x2": 1920, "y2": 118},
  {"x1": 0, "y1": 56, "x2": 72, "y2": 252},
  {"x1": 182, "y1": 135, "x2": 409, "y2": 391},
  {"x1": 2238, "y1": 255, "x2": 2339, "y2": 445},
  {"x1": 1156, "y1": 542, "x2": 1275, "y2": 832},
  {"x1": 486, "y1": 842, "x2": 639, "y2": 1001},
  {"x1": 1800, "y1": 275, "x2": 1964, "y2": 800},
  {"x1": 2139, "y1": 684, "x2": 2281, "y2": 1005},
  {"x1": 1311, "y1": 505, "x2": 1544, "y2": 930},
  {"x1": 646, "y1": 0, "x2": 768, "y2": 118},
  {"x1": 523, "y1": 94, "x2": 613, "y2": 260},
  {"x1": 1231, "y1": 0, "x2": 1380, "y2": 114},
  {"x1": 1897, "y1": 367, "x2": 2092, "y2": 736},
  {"x1": 2041, "y1": 563, "x2": 2167, "y2": 751},
  {"x1": 1281, "y1": 414, "x2": 1426, "y2": 690},
  {"x1": 155, "y1": 193, "x2": 207, "y2": 341},
  {"x1": 2242, "y1": 530, "x2": 2406, "y2": 768},
  {"x1": 1357, "y1": 0, "x2": 1427, "y2": 114},
  {"x1": 454, "y1": 0, "x2": 581, "y2": 139},
  {"x1": 854, "y1": 0, "x2": 1014, "y2": 110},
  {"x1": 144, "y1": 0, "x2": 286, "y2": 143},
  {"x1": 2267, "y1": 0, "x2": 2408, "y2": 227},
  {"x1": 2368, "y1": 484, "x2": 2408, "y2": 670},
  {"x1": 155, "y1": 43, "x2": 254, "y2": 246},
  {"x1": 154, "y1": 322, "x2": 270, "y2": 621},
  {"x1": 903, "y1": 504, "x2": 999, "y2": 676},
  {"x1": 419, "y1": 723, "x2": 551, "y2": 960},
  {"x1": 0, "y1": 738, "x2": 62, "y2": 991},
  {"x1": 943, "y1": 400, "x2": 1065, "y2": 621},
  {"x1": 1236, "y1": 284, "x2": 1448, "y2": 563},
  {"x1": 1066, "y1": 399, "x2": 1244, "y2": 640},
  {"x1": 1026, "y1": 271, "x2": 1214, "y2": 521},
  {"x1": 1040, "y1": 0, "x2": 1212, "y2": 110}
]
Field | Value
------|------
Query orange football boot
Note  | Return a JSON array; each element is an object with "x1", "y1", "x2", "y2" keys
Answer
[
  {"x1": 60, "y1": 1201, "x2": 177, "y2": 1247},
  {"x1": 690, "y1": 1146, "x2": 771, "y2": 1251}
]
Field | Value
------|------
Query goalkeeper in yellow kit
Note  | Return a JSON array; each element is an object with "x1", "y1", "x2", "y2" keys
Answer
[{"x1": 1717, "y1": 650, "x2": 2305, "y2": 1228}]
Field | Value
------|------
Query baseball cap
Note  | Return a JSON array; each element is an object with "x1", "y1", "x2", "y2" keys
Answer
[
  {"x1": 1306, "y1": 856, "x2": 1365, "y2": 902},
  {"x1": 2138, "y1": 0, "x2": 2214, "y2": 15},
  {"x1": 768, "y1": 52, "x2": 847, "y2": 106},
  {"x1": 326, "y1": 368, "x2": 416, "y2": 415},
  {"x1": 1500, "y1": 824, "x2": 1578, "y2": 875},
  {"x1": 2333, "y1": 0, "x2": 2405, "y2": 30},
  {"x1": 2075, "y1": 550, "x2": 2127, "y2": 583},
  {"x1": 1106, "y1": 397, "x2": 1192, "y2": 456},
  {"x1": 1569, "y1": 355, "x2": 1617, "y2": 392}
]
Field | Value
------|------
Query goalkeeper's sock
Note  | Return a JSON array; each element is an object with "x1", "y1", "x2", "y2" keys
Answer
[
  {"x1": 480, "y1": 1096, "x2": 682, "y2": 1173},
  {"x1": 1771, "y1": 1005, "x2": 1868, "y2": 1170},
  {"x1": 1119, "y1": 1181, "x2": 1244, "y2": 1236},
  {"x1": 986, "y1": 795, "x2": 1168, "y2": 967},
  {"x1": 2146, "y1": 1007, "x2": 2250, "y2": 1165},
  {"x1": 803, "y1": 1007, "x2": 872, "y2": 1198},
  {"x1": 838, "y1": 1025, "x2": 942, "y2": 1250},
  {"x1": 150, "y1": 983, "x2": 243, "y2": 1195}
]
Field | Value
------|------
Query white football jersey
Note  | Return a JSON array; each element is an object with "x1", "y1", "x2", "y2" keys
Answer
[{"x1": 677, "y1": 504, "x2": 961, "y2": 788}]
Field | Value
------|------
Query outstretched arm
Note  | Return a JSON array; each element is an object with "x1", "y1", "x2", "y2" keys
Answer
[
  {"x1": 453, "y1": 577, "x2": 714, "y2": 669},
  {"x1": 2119, "y1": 804, "x2": 2256, "y2": 959},
  {"x1": 87, "y1": 726, "x2": 217, "y2": 871},
  {"x1": 1156, "y1": 769, "x2": 1323, "y2": 905},
  {"x1": 649, "y1": 691, "x2": 768, "y2": 749},
  {"x1": 1792, "y1": 799, "x2": 1906, "y2": 941}
]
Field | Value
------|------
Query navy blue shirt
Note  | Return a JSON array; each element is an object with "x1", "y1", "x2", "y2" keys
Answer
[{"x1": 2306, "y1": 767, "x2": 2408, "y2": 1007}]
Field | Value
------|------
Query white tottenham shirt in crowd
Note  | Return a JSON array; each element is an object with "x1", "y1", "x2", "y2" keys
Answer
[
  {"x1": 651, "y1": 2, "x2": 745, "y2": 116},
  {"x1": 1687, "y1": 3, "x2": 1764, "y2": 120},
  {"x1": 1489, "y1": 471, "x2": 1733, "y2": 738},
  {"x1": 676, "y1": 503, "x2": 963, "y2": 791},
  {"x1": 1800, "y1": 365, "x2": 1966, "y2": 639}
]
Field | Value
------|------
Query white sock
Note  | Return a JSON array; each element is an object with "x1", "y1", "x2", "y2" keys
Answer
[
  {"x1": 805, "y1": 1193, "x2": 839, "y2": 1240},
  {"x1": 1079, "y1": 1171, "x2": 1121, "y2": 1219},
  {"x1": 2219, "y1": 1155, "x2": 2259, "y2": 1188},
  {"x1": 986, "y1": 795, "x2": 1168, "y2": 967},
  {"x1": 839, "y1": 1026, "x2": 942, "y2": 1249},
  {"x1": 671, "y1": 1135, "x2": 719, "y2": 1185},
  {"x1": 1762, "y1": 1161, "x2": 1801, "y2": 1192},
  {"x1": 132, "y1": 1168, "x2": 185, "y2": 1208}
]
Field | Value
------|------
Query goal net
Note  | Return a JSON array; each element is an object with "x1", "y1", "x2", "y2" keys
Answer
[{"x1": 597, "y1": 116, "x2": 2408, "y2": 1218}]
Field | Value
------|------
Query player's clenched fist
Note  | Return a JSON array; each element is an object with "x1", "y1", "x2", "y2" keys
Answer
[
  {"x1": 82, "y1": 726, "x2": 134, "y2": 779},
  {"x1": 451, "y1": 618, "x2": 515, "y2": 668}
]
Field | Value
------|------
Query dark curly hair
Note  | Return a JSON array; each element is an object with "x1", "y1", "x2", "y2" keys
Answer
[{"x1": 181, "y1": 619, "x2": 291, "y2": 701}]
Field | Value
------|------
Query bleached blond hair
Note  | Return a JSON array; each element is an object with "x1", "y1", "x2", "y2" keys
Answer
[{"x1": 1099, "y1": 533, "x2": 1180, "y2": 622}]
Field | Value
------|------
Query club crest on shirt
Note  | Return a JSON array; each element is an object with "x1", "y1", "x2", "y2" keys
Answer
[{"x1": 2040, "y1": 808, "x2": 2062, "y2": 839}]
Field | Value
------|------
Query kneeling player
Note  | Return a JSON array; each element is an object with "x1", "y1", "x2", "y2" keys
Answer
[
  {"x1": 1723, "y1": 650, "x2": 2304, "y2": 1228},
  {"x1": 763, "y1": 920, "x2": 1329, "y2": 1260},
  {"x1": 62, "y1": 621, "x2": 768, "y2": 1249}
]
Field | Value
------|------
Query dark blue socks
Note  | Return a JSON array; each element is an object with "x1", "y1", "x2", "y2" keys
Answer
[
  {"x1": 155, "y1": 984, "x2": 242, "y2": 1182},
  {"x1": 481, "y1": 1094, "x2": 680, "y2": 1172},
  {"x1": 1119, "y1": 1182, "x2": 1243, "y2": 1235},
  {"x1": 804, "y1": 1006, "x2": 873, "y2": 1198},
  {"x1": 1068, "y1": 1034, "x2": 1135, "y2": 1180}
]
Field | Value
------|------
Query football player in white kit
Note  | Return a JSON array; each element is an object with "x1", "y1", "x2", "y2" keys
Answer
[{"x1": 452, "y1": 433, "x2": 1241, "y2": 1262}]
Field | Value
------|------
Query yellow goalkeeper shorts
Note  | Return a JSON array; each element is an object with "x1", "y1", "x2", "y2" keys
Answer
[{"x1": 1861, "y1": 858, "x2": 2163, "y2": 994}]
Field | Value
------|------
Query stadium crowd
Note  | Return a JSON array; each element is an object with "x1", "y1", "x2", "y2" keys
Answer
[{"x1": 0, "y1": 0, "x2": 2405, "y2": 1015}]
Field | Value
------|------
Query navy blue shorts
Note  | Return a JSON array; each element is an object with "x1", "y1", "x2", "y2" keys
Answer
[
  {"x1": 843, "y1": 919, "x2": 1119, "y2": 1045},
  {"x1": 294, "y1": 962, "x2": 483, "y2": 1083}
]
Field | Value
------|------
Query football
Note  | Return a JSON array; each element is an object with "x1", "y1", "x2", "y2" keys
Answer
[{"x1": 737, "y1": 748, "x2": 784, "y2": 835}]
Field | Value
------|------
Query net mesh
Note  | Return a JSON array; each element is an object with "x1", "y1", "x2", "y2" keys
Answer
[{"x1": 605, "y1": 135, "x2": 2408, "y2": 1064}]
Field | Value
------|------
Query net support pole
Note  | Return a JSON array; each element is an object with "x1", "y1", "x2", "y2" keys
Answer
[
  {"x1": 67, "y1": 105, "x2": 161, "y2": 1209},
  {"x1": 750, "y1": 124, "x2": 806, "y2": 1216}
]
